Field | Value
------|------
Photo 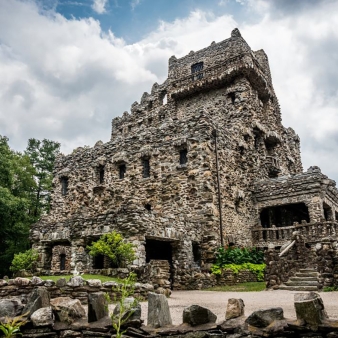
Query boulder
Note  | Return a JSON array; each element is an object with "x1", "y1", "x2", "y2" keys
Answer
[
  {"x1": 113, "y1": 296, "x2": 141, "y2": 327},
  {"x1": 14, "y1": 277, "x2": 31, "y2": 286},
  {"x1": 88, "y1": 292, "x2": 108, "y2": 322},
  {"x1": 0, "y1": 298, "x2": 24, "y2": 317},
  {"x1": 67, "y1": 276, "x2": 86, "y2": 287},
  {"x1": 31, "y1": 276, "x2": 44, "y2": 286},
  {"x1": 56, "y1": 278, "x2": 67, "y2": 287},
  {"x1": 23, "y1": 286, "x2": 50, "y2": 317},
  {"x1": 294, "y1": 292, "x2": 328, "y2": 330},
  {"x1": 60, "y1": 330, "x2": 82, "y2": 337},
  {"x1": 183, "y1": 305, "x2": 217, "y2": 326},
  {"x1": 31, "y1": 307, "x2": 54, "y2": 327},
  {"x1": 245, "y1": 308, "x2": 284, "y2": 328},
  {"x1": 50, "y1": 297, "x2": 85, "y2": 324},
  {"x1": 226, "y1": 298, "x2": 245, "y2": 319},
  {"x1": 87, "y1": 279, "x2": 102, "y2": 287},
  {"x1": 147, "y1": 292, "x2": 172, "y2": 328}
]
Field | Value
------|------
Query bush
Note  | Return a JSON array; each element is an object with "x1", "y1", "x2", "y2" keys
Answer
[
  {"x1": 215, "y1": 246, "x2": 264, "y2": 265},
  {"x1": 211, "y1": 246, "x2": 265, "y2": 281},
  {"x1": 87, "y1": 231, "x2": 136, "y2": 268},
  {"x1": 10, "y1": 249, "x2": 38, "y2": 273}
]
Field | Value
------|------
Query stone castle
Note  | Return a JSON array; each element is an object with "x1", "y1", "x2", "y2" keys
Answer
[{"x1": 30, "y1": 29, "x2": 338, "y2": 289}]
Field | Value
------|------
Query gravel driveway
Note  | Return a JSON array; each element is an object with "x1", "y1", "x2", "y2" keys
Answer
[{"x1": 126, "y1": 290, "x2": 338, "y2": 325}]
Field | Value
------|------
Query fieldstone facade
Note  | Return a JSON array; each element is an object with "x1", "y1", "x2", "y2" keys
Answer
[{"x1": 30, "y1": 28, "x2": 338, "y2": 288}]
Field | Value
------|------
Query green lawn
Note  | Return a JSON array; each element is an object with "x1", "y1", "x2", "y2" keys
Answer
[
  {"x1": 206, "y1": 282, "x2": 266, "y2": 292},
  {"x1": 37, "y1": 274, "x2": 125, "y2": 283}
]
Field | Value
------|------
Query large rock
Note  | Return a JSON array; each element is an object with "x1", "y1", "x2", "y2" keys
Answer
[
  {"x1": 226, "y1": 298, "x2": 245, "y2": 319},
  {"x1": 113, "y1": 296, "x2": 141, "y2": 326},
  {"x1": 31, "y1": 307, "x2": 54, "y2": 327},
  {"x1": 294, "y1": 292, "x2": 328, "y2": 330},
  {"x1": 67, "y1": 276, "x2": 86, "y2": 287},
  {"x1": 31, "y1": 276, "x2": 44, "y2": 286},
  {"x1": 0, "y1": 298, "x2": 24, "y2": 317},
  {"x1": 87, "y1": 279, "x2": 102, "y2": 287},
  {"x1": 88, "y1": 292, "x2": 108, "y2": 322},
  {"x1": 183, "y1": 305, "x2": 217, "y2": 326},
  {"x1": 50, "y1": 297, "x2": 85, "y2": 324},
  {"x1": 147, "y1": 292, "x2": 172, "y2": 328},
  {"x1": 245, "y1": 308, "x2": 284, "y2": 328},
  {"x1": 23, "y1": 286, "x2": 50, "y2": 317},
  {"x1": 14, "y1": 277, "x2": 31, "y2": 286}
]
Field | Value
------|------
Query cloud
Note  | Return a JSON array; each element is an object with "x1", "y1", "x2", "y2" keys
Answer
[
  {"x1": 130, "y1": 0, "x2": 141, "y2": 11},
  {"x1": 91, "y1": 0, "x2": 108, "y2": 14},
  {"x1": 1, "y1": 0, "x2": 338, "y2": 183}
]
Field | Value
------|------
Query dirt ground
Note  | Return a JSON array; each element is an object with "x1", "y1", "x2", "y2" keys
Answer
[{"x1": 110, "y1": 290, "x2": 338, "y2": 325}]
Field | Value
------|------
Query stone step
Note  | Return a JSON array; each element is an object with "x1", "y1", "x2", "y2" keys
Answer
[
  {"x1": 295, "y1": 272, "x2": 318, "y2": 278},
  {"x1": 299, "y1": 268, "x2": 317, "y2": 273},
  {"x1": 279, "y1": 285, "x2": 319, "y2": 292},
  {"x1": 289, "y1": 276, "x2": 318, "y2": 282},
  {"x1": 285, "y1": 280, "x2": 319, "y2": 286}
]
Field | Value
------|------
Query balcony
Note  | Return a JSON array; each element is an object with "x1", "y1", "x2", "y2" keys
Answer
[
  {"x1": 266, "y1": 156, "x2": 281, "y2": 178},
  {"x1": 252, "y1": 221, "x2": 338, "y2": 247}
]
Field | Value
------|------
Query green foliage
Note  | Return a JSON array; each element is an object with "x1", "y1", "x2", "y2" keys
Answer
[
  {"x1": 0, "y1": 136, "x2": 59, "y2": 276},
  {"x1": 215, "y1": 246, "x2": 264, "y2": 265},
  {"x1": 211, "y1": 246, "x2": 265, "y2": 281},
  {"x1": 323, "y1": 286, "x2": 338, "y2": 292},
  {"x1": 24, "y1": 138, "x2": 60, "y2": 216},
  {"x1": 87, "y1": 231, "x2": 136, "y2": 268},
  {"x1": 109, "y1": 273, "x2": 138, "y2": 338},
  {"x1": 0, "y1": 313, "x2": 28, "y2": 337},
  {"x1": 10, "y1": 249, "x2": 39, "y2": 273}
]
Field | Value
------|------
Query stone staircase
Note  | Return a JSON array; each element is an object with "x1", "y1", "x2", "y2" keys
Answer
[{"x1": 279, "y1": 268, "x2": 319, "y2": 291}]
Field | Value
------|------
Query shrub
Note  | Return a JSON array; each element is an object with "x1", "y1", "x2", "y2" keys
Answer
[
  {"x1": 9, "y1": 249, "x2": 38, "y2": 273},
  {"x1": 215, "y1": 246, "x2": 264, "y2": 265},
  {"x1": 211, "y1": 246, "x2": 265, "y2": 281},
  {"x1": 87, "y1": 231, "x2": 136, "y2": 268}
]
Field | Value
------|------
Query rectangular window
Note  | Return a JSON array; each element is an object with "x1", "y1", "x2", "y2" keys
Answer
[
  {"x1": 99, "y1": 166, "x2": 105, "y2": 184},
  {"x1": 61, "y1": 177, "x2": 68, "y2": 195},
  {"x1": 142, "y1": 158, "x2": 150, "y2": 178},
  {"x1": 119, "y1": 164, "x2": 126, "y2": 179},
  {"x1": 191, "y1": 62, "x2": 204, "y2": 80},
  {"x1": 179, "y1": 149, "x2": 188, "y2": 165}
]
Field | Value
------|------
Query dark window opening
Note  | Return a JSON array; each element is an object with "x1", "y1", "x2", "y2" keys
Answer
[
  {"x1": 305, "y1": 243, "x2": 311, "y2": 249},
  {"x1": 148, "y1": 118, "x2": 153, "y2": 125},
  {"x1": 145, "y1": 203, "x2": 151, "y2": 212},
  {"x1": 148, "y1": 101, "x2": 153, "y2": 110},
  {"x1": 142, "y1": 158, "x2": 150, "y2": 178},
  {"x1": 159, "y1": 113, "x2": 165, "y2": 121},
  {"x1": 61, "y1": 177, "x2": 68, "y2": 196},
  {"x1": 244, "y1": 135, "x2": 250, "y2": 142},
  {"x1": 323, "y1": 202, "x2": 333, "y2": 221},
  {"x1": 145, "y1": 239, "x2": 172, "y2": 263},
  {"x1": 254, "y1": 135, "x2": 259, "y2": 149},
  {"x1": 128, "y1": 125, "x2": 132, "y2": 132},
  {"x1": 99, "y1": 165, "x2": 105, "y2": 184},
  {"x1": 119, "y1": 164, "x2": 126, "y2": 179},
  {"x1": 179, "y1": 149, "x2": 188, "y2": 165},
  {"x1": 93, "y1": 254, "x2": 104, "y2": 269},
  {"x1": 335, "y1": 211, "x2": 338, "y2": 222},
  {"x1": 260, "y1": 203, "x2": 310, "y2": 228},
  {"x1": 191, "y1": 62, "x2": 204, "y2": 80},
  {"x1": 60, "y1": 254, "x2": 66, "y2": 271},
  {"x1": 192, "y1": 242, "x2": 201, "y2": 266},
  {"x1": 228, "y1": 92, "x2": 236, "y2": 104}
]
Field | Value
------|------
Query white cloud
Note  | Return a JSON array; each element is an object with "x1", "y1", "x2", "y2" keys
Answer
[
  {"x1": 91, "y1": 0, "x2": 108, "y2": 14},
  {"x1": 130, "y1": 0, "x2": 141, "y2": 11},
  {"x1": 1, "y1": 0, "x2": 338, "y2": 182}
]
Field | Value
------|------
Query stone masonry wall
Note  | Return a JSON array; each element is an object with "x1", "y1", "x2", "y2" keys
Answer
[{"x1": 30, "y1": 28, "x2": 303, "y2": 287}]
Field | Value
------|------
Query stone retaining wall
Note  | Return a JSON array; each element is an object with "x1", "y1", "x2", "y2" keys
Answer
[{"x1": 0, "y1": 277, "x2": 153, "y2": 304}]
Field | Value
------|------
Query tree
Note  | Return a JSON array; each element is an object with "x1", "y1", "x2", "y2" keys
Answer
[
  {"x1": 0, "y1": 136, "x2": 37, "y2": 276},
  {"x1": 24, "y1": 138, "x2": 60, "y2": 216},
  {"x1": 87, "y1": 231, "x2": 136, "y2": 268},
  {"x1": 0, "y1": 136, "x2": 59, "y2": 276}
]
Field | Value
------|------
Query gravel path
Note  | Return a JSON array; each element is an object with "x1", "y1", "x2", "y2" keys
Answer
[{"x1": 116, "y1": 290, "x2": 338, "y2": 325}]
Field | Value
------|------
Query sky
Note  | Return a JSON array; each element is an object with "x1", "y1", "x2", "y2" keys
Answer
[{"x1": 1, "y1": 0, "x2": 338, "y2": 181}]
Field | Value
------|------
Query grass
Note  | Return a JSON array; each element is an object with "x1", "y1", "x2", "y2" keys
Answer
[
  {"x1": 206, "y1": 282, "x2": 266, "y2": 292},
  {"x1": 36, "y1": 274, "x2": 125, "y2": 283}
]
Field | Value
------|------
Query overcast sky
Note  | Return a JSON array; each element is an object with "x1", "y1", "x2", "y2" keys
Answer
[{"x1": 1, "y1": 0, "x2": 338, "y2": 181}]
